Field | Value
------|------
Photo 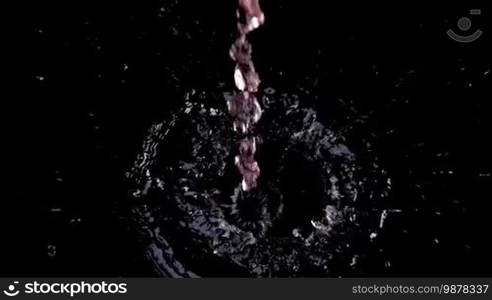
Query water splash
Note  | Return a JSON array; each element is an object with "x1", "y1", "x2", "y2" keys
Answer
[
  {"x1": 228, "y1": 0, "x2": 265, "y2": 191},
  {"x1": 126, "y1": 1, "x2": 392, "y2": 277}
]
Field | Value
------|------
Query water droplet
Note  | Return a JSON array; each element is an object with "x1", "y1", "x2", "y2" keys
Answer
[
  {"x1": 234, "y1": 68, "x2": 246, "y2": 91},
  {"x1": 47, "y1": 245, "x2": 57, "y2": 257}
]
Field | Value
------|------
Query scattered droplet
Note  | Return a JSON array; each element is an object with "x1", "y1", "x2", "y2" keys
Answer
[
  {"x1": 379, "y1": 209, "x2": 388, "y2": 229},
  {"x1": 47, "y1": 245, "x2": 57, "y2": 257},
  {"x1": 69, "y1": 217, "x2": 82, "y2": 224},
  {"x1": 350, "y1": 255, "x2": 358, "y2": 267},
  {"x1": 384, "y1": 260, "x2": 391, "y2": 268}
]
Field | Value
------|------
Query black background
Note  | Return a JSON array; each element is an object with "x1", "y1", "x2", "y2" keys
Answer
[{"x1": 4, "y1": 1, "x2": 492, "y2": 276}]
